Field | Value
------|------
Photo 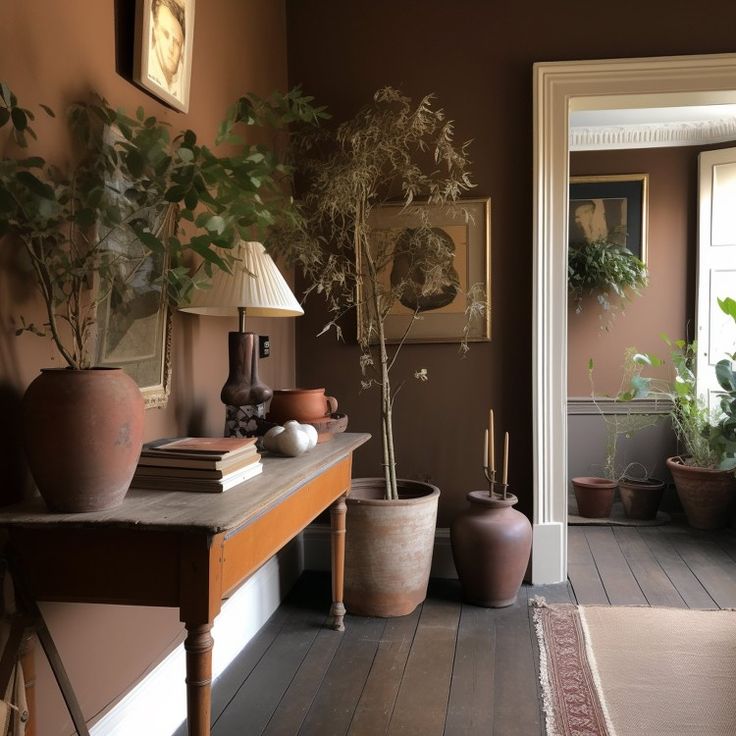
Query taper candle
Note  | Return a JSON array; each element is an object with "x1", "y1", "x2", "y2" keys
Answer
[
  {"x1": 489, "y1": 409, "x2": 495, "y2": 472},
  {"x1": 483, "y1": 429, "x2": 489, "y2": 468},
  {"x1": 502, "y1": 431, "x2": 510, "y2": 486}
]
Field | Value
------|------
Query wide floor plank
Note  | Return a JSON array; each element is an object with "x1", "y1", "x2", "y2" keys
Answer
[
  {"x1": 492, "y1": 587, "x2": 543, "y2": 735},
  {"x1": 347, "y1": 607, "x2": 421, "y2": 736},
  {"x1": 638, "y1": 528, "x2": 717, "y2": 609},
  {"x1": 443, "y1": 605, "x2": 495, "y2": 735},
  {"x1": 299, "y1": 615, "x2": 387, "y2": 736},
  {"x1": 612, "y1": 527, "x2": 686, "y2": 608},
  {"x1": 387, "y1": 595, "x2": 461, "y2": 736},
  {"x1": 584, "y1": 527, "x2": 647, "y2": 605},
  {"x1": 567, "y1": 527, "x2": 609, "y2": 604}
]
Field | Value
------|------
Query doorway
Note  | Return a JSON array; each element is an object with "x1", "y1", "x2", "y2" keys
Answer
[{"x1": 531, "y1": 53, "x2": 736, "y2": 584}]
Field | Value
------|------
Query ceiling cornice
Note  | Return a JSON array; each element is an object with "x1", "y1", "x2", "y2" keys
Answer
[{"x1": 570, "y1": 118, "x2": 736, "y2": 150}]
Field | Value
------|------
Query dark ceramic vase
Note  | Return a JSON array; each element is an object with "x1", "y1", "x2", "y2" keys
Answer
[
  {"x1": 22, "y1": 368, "x2": 144, "y2": 512},
  {"x1": 450, "y1": 492, "x2": 532, "y2": 608}
]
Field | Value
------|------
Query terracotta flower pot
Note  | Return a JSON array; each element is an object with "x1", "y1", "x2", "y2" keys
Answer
[
  {"x1": 619, "y1": 477, "x2": 665, "y2": 520},
  {"x1": 450, "y1": 492, "x2": 532, "y2": 607},
  {"x1": 345, "y1": 478, "x2": 439, "y2": 617},
  {"x1": 22, "y1": 368, "x2": 144, "y2": 512},
  {"x1": 571, "y1": 476, "x2": 616, "y2": 518},
  {"x1": 666, "y1": 456, "x2": 736, "y2": 530},
  {"x1": 267, "y1": 388, "x2": 338, "y2": 424}
]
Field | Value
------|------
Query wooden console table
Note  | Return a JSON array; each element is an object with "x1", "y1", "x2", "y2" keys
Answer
[{"x1": 0, "y1": 432, "x2": 370, "y2": 736}]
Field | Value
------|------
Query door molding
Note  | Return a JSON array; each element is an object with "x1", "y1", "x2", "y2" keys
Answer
[{"x1": 532, "y1": 53, "x2": 736, "y2": 584}]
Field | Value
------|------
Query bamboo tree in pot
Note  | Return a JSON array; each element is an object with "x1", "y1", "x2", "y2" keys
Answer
[
  {"x1": 273, "y1": 88, "x2": 485, "y2": 616},
  {"x1": 0, "y1": 84, "x2": 323, "y2": 512}
]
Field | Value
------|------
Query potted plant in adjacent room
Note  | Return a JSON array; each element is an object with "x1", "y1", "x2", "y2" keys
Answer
[
  {"x1": 622, "y1": 302, "x2": 736, "y2": 529},
  {"x1": 574, "y1": 353, "x2": 665, "y2": 520},
  {"x1": 273, "y1": 88, "x2": 485, "y2": 616},
  {"x1": 0, "y1": 83, "x2": 323, "y2": 512},
  {"x1": 568, "y1": 236, "x2": 648, "y2": 328}
]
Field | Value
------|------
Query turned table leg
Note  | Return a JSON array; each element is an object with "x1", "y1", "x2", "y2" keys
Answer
[
  {"x1": 329, "y1": 494, "x2": 347, "y2": 631},
  {"x1": 184, "y1": 623, "x2": 214, "y2": 736}
]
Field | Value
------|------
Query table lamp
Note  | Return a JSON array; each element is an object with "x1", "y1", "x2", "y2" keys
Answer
[{"x1": 180, "y1": 240, "x2": 304, "y2": 437}]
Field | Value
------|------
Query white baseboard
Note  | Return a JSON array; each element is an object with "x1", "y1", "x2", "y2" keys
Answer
[
  {"x1": 90, "y1": 540, "x2": 302, "y2": 736},
  {"x1": 302, "y1": 524, "x2": 458, "y2": 579}
]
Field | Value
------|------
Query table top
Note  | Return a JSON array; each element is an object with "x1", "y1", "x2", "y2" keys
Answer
[{"x1": 0, "y1": 433, "x2": 370, "y2": 535}]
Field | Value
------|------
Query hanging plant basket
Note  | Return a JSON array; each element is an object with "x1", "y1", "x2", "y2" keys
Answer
[{"x1": 568, "y1": 238, "x2": 648, "y2": 321}]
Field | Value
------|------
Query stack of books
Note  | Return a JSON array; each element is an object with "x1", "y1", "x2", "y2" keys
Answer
[{"x1": 132, "y1": 437, "x2": 262, "y2": 493}]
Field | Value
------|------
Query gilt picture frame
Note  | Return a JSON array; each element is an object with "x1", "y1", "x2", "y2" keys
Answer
[
  {"x1": 569, "y1": 174, "x2": 649, "y2": 262},
  {"x1": 134, "y1": 0, "x2": 195, "y2": 113},
  {"x1": 357, "y1": 197, "x2": 491, "y2": 344}
]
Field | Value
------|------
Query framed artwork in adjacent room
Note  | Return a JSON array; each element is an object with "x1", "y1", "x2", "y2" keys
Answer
[
  {"x1": 569, "y1": 174, "x2": 649, "y2": 261},
  {"x1": 358, "y1": 197, "x2": 491, "y2": 344},
  {"x1": 134, "y1": 0, "x2": 195, "y2": 113}
]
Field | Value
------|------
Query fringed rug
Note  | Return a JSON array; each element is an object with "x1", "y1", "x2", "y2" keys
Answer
[{"x1": 531, "y1": 601, "x2": 736, "y2": 736}]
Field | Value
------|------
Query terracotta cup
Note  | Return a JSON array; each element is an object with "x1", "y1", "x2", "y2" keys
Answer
[{"x1": 268, "y1": 388, "x2": 338, "y2": 424}]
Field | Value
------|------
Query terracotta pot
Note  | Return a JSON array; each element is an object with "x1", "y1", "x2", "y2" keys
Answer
[
  {"x1": 666, "y1": 456, "x2": 736, "y2": 530},
  {"x1": 450, "y1": 492, "x2": 532, "y2": 607},
  {"x1": 267, "y1": 388, "x2": 338, "y2": 424},
  {"x1": 345, "y1": 478, "x2": 439, "y2": 617},
  {"x1": 22, "y1": 368, "x2": 144, "y2": 512},
  {"x1": 619, "y1": 477, "x2": 665, "y2": 520},
  {"x1": 571, "y1": 476, "x2": 616, "y2": 518}
]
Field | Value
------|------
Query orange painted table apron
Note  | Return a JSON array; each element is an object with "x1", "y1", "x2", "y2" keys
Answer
[{"x1": 0, "y1": 433, "x2": 370, "y2": 736}]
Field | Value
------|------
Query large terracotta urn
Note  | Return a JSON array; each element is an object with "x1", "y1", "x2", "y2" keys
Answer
[
  {"x1": 345, "y1": 478, "x2": 439, "y2": 617},
  {"x1": 451, "y1": 492, "x2": 532, "y2": 607},
  {"x1": 22, "y1": 368, "x2": 144, "y2": 512},
  {"x1": 666, "y1": 456, "x2": 736, "y2": 530}
]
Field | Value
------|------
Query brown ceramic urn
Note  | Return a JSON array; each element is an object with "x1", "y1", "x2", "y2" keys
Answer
[{"x1": 451, "y1": 491, "x2": 532, "y2": 607}]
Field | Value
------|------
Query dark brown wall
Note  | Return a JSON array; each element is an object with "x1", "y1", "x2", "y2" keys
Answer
[
  {"x1": 0, "y1": 1, "x2": 292, "y2": 732},
  {"x1": 285, "y1": 0, "x2": 736, "y2": 526}
]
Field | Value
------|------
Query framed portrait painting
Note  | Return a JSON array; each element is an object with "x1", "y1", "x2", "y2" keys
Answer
[
  {"x1": 134, "y1": 0, "x2": 195, "y2": 113},
  {"x1": 358, "y1": 198, "x2": 491, "y2": 344},
  {"x1": 569, "y1": 174, "x2": 649, "y2": 261}
]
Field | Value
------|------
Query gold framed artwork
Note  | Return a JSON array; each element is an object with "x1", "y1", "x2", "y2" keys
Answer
[
  {"x1": 569, "y1": 174, "x2": 649, "y2": 263},
  {"x1": 134, "y1": 0, "x2": 195, "y2": 113},
  {"x1": 357, "y1": 197, "x2": 491, "y2": 344}
]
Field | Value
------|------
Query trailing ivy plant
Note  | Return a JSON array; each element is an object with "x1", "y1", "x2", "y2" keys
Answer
[
  {"x1": 568, "y1": 237, "x2": 648, "y2": 323},
  {"x1": 0, "y1": 83, "x2": 325, "y2": 369},
  {"x1": 270, "y1": 87, "x2": 485, "y2": 501}
]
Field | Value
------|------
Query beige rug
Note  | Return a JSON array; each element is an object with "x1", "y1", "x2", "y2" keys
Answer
[{"x1": 532, "y1": 601, "x2": 736, "y2": 736}]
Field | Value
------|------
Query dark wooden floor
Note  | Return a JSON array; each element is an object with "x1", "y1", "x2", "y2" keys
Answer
[{"x1": 183, "y1": 523, "x2": 736, "y2": 736}]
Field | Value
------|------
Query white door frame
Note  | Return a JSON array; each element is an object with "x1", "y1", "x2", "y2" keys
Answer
[{"x1": 531, "y1": 53, "x2": 736, "y2": 584}]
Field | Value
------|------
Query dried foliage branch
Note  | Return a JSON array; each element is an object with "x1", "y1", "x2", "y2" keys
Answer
[{"x1": 270, "y1": 87, "x2": 486, "y2": 500}]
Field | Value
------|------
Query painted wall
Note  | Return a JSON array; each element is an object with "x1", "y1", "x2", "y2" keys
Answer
[
  {"x1": 0, "y1": 1, "x2": 294, "y2": 732},
  {"x1": 568, "y1": 145, "x2": 721, "y2": 398},
  {"x1": 284, "y1": 0, "x2": 736, "y2": 527}
]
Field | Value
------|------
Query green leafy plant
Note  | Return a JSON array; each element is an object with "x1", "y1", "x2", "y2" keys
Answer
[
  {"x1": 568, "y1": 237, "x2": 648, "y2": 321},
  {"x1": 270, "y1": 87, "x2": 485, "y2": 500},
  {"x1": 587, "y1": 351, "x2": 662, "y2": 481},
  {"x1": 0, "y1": 83, "x2": 325, "y2": 369}
]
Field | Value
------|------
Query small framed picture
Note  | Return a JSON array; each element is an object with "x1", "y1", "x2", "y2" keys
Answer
[
  {"x1": 134, "y1": 0, "x2": 195, "y2": 113},
  {"x1": 569, "y1": 174, "x2": 648, "y2": 262}
]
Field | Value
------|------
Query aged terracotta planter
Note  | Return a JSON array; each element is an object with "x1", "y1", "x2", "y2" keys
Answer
[
  {"x1": 22, "y1": 368, "x2": 144, "y2": 512},
  {"x1": 345, "y1": 478, "x2": 439, "y2": 617},
  {"x1": 450, "y1": 492, "x2": 532, "y2": 607},
  {"x1": 619, "y1": 477, "x2": 665, "y2": 520},
  {"x1": 666, "y1": 456, "x2": 736, "y2": 530},
  {"x1": 572, "y1": 476, "x2": 616, "y2": 518}
]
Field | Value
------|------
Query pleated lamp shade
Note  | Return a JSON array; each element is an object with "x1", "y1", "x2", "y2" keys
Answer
[{"x1": 180, "y1": 241, "x2": 304, "y2": 318}]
